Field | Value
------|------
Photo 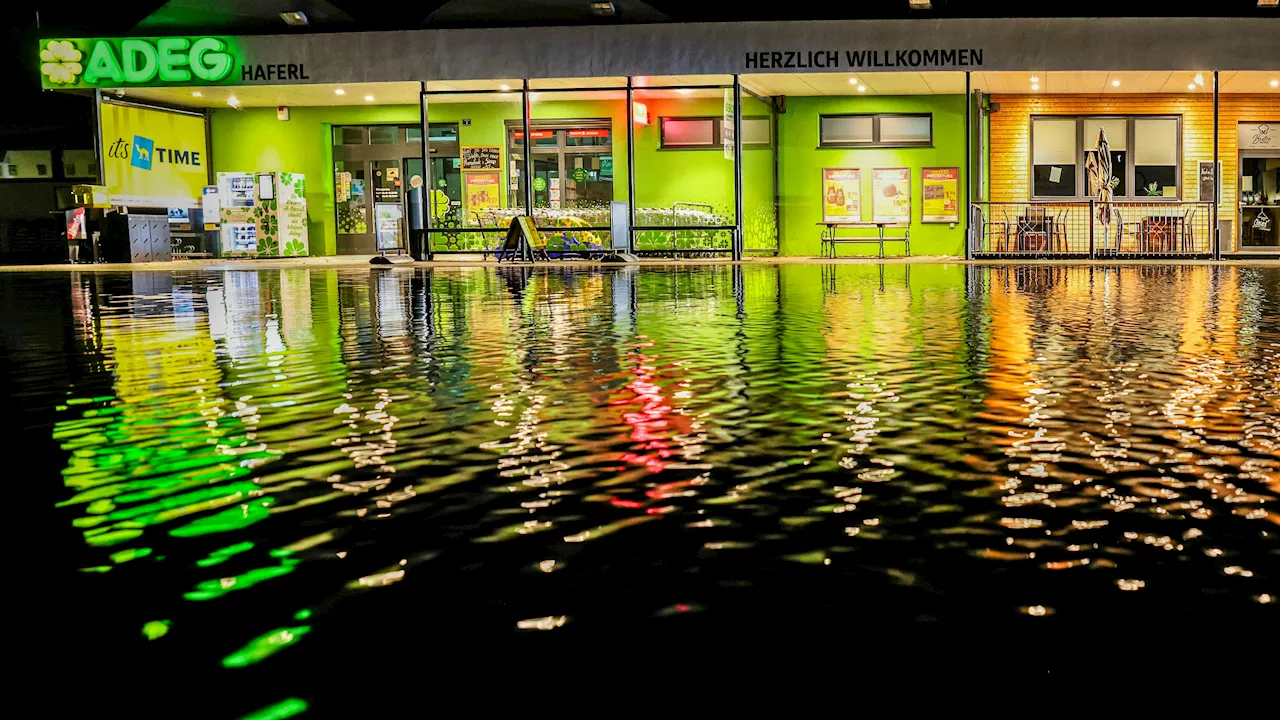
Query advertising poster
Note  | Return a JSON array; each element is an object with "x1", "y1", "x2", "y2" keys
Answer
[
  {"x1": 277, "y1": 173, "x2": 309, "y2": 256},
  {"x1": 921, "y1": 167, "x2": 959, "y2": 223},
  {"x1": 722, "y1": 89, "x2": 735, "y2": 161},
  {"x1": 100, "y1": 101, "x2": 207, "y2": 208},
  {"x1": 872, "y1": 167, "x2": 911, "y2": 223},
  {"x1": 822, "y1": 168, "x2": 861, "y2": 223},
  {"x1": 464, "y1": 171, "x2": 501, "y2": 214}
]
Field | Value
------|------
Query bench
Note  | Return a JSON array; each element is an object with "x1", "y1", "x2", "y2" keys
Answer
[{"x1": 818, "y1": 222, "x2": 910, "y2": 258}]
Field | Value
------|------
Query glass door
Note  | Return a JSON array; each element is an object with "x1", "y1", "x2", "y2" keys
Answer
[
  {"x1": 1239, "y1": 153, "x2": 1280, "y2": 250},
  {"x1": 334, "y1": 159, "x2": 372, "y2": 253},
  {"x1": 372, "y1": 159, "x2": 404, "y2": 252}
]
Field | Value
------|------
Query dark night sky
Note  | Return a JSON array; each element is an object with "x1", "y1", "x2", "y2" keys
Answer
[{"x1": 3, "y1": 1, "x2": 1276, "y2": 147}]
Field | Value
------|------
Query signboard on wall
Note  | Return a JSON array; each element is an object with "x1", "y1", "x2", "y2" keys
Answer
[
  {"x1": 461, "y1": 146, "x2": 500, "y2": 170},
  {"x1": 1198, "y1": 161, "x2": 1219, "y2": 202},
  {"x1": 464, "y1": 171, "x2": 501, "y2": 215},
  {"x1": 100, "y1": 101, "x2": 207, "y2": 207},
  {"x1": 872, "y1": 168, "x2": 910, "y2": 223},
  {"x1": 1238, "y1": 123, "x2": 1277, "y2": 151},
  {"x1": 722, "y1": 89, "x2": 735, "y2": 161},
  {"x1": 921, "y1": 167, "x2": 959, "y2": 223},
  {"x1": 822, "y1": 168, "x2": 861, "y2": 223}
]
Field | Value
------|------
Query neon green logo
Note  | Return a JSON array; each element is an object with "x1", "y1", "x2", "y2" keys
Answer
[
  {"x1": 40, "y1": 40, "x2": 84, "y2": 85},
  {"x1": 59, "y1": 37, "x2": 235, "y2": 85}
]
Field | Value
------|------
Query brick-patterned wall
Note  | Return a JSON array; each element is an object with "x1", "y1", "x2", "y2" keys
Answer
[{"x1": 989, "y1": 93, "x2": 1280, "y2": 205}]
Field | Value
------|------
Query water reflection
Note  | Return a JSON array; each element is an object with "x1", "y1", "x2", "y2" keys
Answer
[{"x1": 5, "y1": 263, "x2": 1279, "y2": 708}]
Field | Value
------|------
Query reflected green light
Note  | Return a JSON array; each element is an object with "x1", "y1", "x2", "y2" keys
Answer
[
  {"x1": 141, "y1": 619, "x2": 170, "y2": 640},
  {"x1": 238, "y1": 698, "x2": 309, "y2": 720},
  {"x1": 222, "y1": 626, "x2": 311, "y2": 668},
  {"x1": 196, "y1": 540, "x2": 255, "y2": 567},
  {"x1": 184, "y1": 556, "x2": 298, "y2": 601}
]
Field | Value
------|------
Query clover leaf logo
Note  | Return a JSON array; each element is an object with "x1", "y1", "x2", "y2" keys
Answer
[{"x1": 40, "y1": 40, "x2": 83, "y2": 85}]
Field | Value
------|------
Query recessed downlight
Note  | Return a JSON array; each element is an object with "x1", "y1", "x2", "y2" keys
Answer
[
  {"x1": 192, "y1": 91, "x2": 202, "y2": 97},
  {"x1": 364, "y1": 95, "x2": 374, "y2": 102},
  {"x1": 499, "y1": 84, "x2": 510, "y2": 91},
  {"x1": 334, "y1": 88, "x2": 345, "y2": 96},
  {"x1": 857, "y1": 85, "x2": 866, "y2": 92},
  {"x1": 1112, "y1": 79, "x2": 1121, "y2": 87}
]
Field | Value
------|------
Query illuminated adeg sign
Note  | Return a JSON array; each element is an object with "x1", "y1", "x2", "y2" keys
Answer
[{"x1": 39, "y1": 37, "x2": 238, "y2": 88}]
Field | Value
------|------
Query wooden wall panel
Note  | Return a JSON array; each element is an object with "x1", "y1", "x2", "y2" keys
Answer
[{"x1": 988, "y1": 93, "x2": 1280, "y2": 250}]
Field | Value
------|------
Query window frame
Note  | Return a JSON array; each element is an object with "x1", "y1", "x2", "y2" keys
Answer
[
  {"x1": 658, "y1": 116, "x2": 772, "y2": 150},
  {"x1": 818, "y1": 113, "x2": 933, "y2": 149},
  {"x1": 1029, "y1": 114, "x2": 1183, "y2": 201}
]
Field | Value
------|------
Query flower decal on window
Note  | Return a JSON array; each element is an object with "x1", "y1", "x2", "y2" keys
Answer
[{"x1": 41, "y1": 40, "x2": 83, "y2": 85}]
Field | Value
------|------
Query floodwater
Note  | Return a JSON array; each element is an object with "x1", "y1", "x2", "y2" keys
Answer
[{"x1": 5, "y1": 263, "x2": 1279, "y2": 713}]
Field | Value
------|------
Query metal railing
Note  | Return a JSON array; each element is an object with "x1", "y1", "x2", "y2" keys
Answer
[{"x1": 969, "y1": 201, "x2": 1214, "y2": 258}]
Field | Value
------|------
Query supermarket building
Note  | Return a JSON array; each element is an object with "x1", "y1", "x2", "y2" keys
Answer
[{"x1": 39, "y1": 16, "x2": 1280, "y2": 261}]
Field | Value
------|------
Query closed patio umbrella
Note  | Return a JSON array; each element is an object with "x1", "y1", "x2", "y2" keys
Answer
[{"x1": 1089, "y1": 127, "x2": 1115, "y2": 228}]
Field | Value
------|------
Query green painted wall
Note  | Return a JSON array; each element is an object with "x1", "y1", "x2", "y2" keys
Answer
[
  {"x1": 777, "y1": 95, "x2": 967, "y2": 257},
  {"x1": 212, "y1": 105, "x2": 420, "y2": 256}
]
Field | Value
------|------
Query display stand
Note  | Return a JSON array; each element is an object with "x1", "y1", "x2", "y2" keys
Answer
[{"x1": 496, "y1": 216, "x2": 550, "y2": 263}]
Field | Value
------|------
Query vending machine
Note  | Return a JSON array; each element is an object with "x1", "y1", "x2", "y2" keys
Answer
[{"x1": 218, "y1": 172, "x2": 309, "y2": 257}]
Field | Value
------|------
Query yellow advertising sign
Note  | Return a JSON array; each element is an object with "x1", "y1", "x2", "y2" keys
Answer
[
  {"x1": 464, "y1": 170, "x2": 501, "y2": 215},
  {"x1": 921, "y1": 167, "x2": 959, "y2": 223},
  {"x1": 100, "y1": 101, "x2": 207, "y2": 208},
  {"x1": 822, "y1": 168, "x2": 861, "y2": 223}
]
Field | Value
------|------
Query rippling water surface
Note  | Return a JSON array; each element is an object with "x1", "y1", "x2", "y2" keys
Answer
[{"x1": 5, "y1": 263, "x2": 1279, "y2": 712}]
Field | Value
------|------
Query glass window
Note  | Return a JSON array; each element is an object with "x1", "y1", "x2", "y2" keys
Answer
[
  {"x1": 334, "y1": 127, "x2": 365, "y2": 145},
  {"x1": 427, "y1": 124, "x2": 457, "y2": 142},
  {"x1": 566, "y1": 128, "x2": 611, "y2": 146},
  {"x1": 0, "y1": 150, "x2": 54, "y2": 179},
  {"x1": 1032, "y1": 118, "x2": 1078, "y2": 197},
  {"x1": 661, "y1": 118, "x2": 717, "y2": 148},
  {"x1": 1134, "y1": 118, "x2": 1179, "y2": 197},
  {"x1": 1084, "y1": 118, "x2": 1128, "y2": 197},
  {"x1": 820, "y1": 116, "x2": 873, "y2": 145},
  {"x1": 369, "y1": 126, "x2": 398, "y2": 145},
  {"x1": 878, "y1": 115, "x2": 931, "y2": 145},
  {"x1": 62, "y1": 149, "x2": 97, "y2": 179},
  {"x1": 742, "y1": 117, "x2": 771, "y2": 147},
  {"x1": 406, "y1": 127, "x2": 423, "y2": 143},
  {"x1": 820, "y1": 114, "x2": 931, "y2": 147}
]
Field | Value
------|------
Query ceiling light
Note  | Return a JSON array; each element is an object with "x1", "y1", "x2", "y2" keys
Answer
[
  {"x1": 1112, "y1": 79, "x2": 1120, "y2": 87},
  {"x1": 1261, "y1": 0, "x2": 1278, "y2": 6},
  {"x1": 677, "y1": 88, "x2": 692, "y2": 94},
  {"x1": 848, "y1": 77, "x2": 859, "y2": 85},
  {"x1": 192, "y1": 91, "x2": 202, "y2": 97},
  {"x1": 857, "y1": 85, "x2": 866, "y2": 92},
  {"x1": 1030, "y1": 76, "x2": 1039, "y2": 83},
  {"x1": 1271, "y1": 79, "x2": 1279, "y2": 88},
  {"x1": 590, "y1": 1, "x2": 616, "y2": 15},
  {"x1": 1194, "y1": 73, "x2": 1205, "y2": 88},
  {"x1": 364, "y1": 95, "x2": 374, "y2": 102},
  {"x1": 1187, "y1": 83, "x2": 1196, "y2": 90},
  {"x1": 334, "y1": 88, "x2": 345, "y2": 95},
  {"x1": 499, "y1": 84, "x2": 510, "y2": 91},
  {"x1": 908, "y1": 0, "x2": 932, "y2": 8},
  {"x1": 227, "y1": 95, "x2": 240, "y2": 107},
  {"x1": 1031, "y1": 84, "x2": 1040, "y2": 91},
  {"x1": 280, "y1": 11, "x2": 309, "y2": 26}
]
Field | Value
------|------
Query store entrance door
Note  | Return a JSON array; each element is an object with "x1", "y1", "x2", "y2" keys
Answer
[
  {"x1": 1239, "y1": 152, "x2": 1280, "y2": 251},
  {"x1": 333, "y1": 124, "x2": 422, "y2": 254}
]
